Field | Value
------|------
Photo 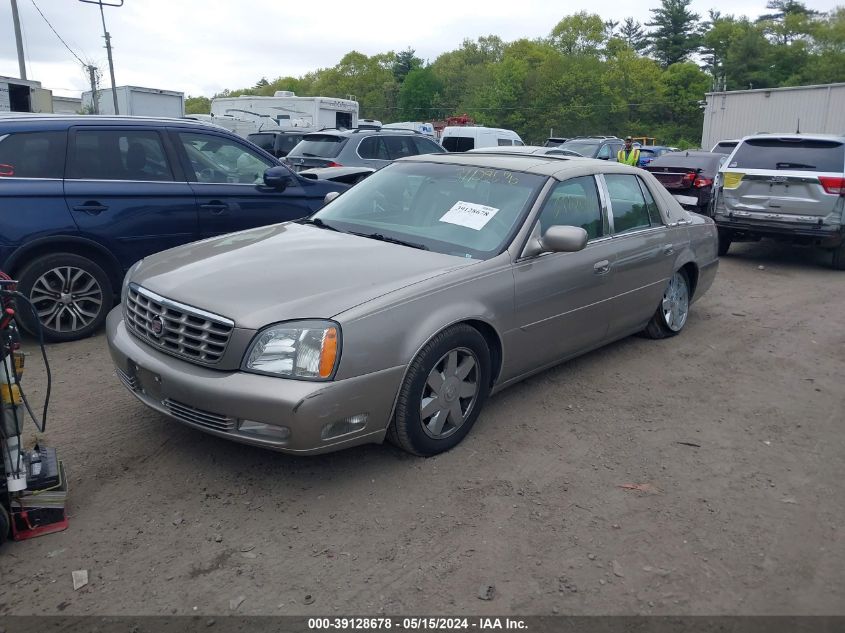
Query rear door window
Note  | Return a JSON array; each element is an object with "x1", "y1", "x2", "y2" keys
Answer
[
  {"x1": 442, "y1": 136, "x2": 474, "y2": 152},
  {"x1": 287, "y1": 134, "x2": 346, "y2": 158},
  {"x1": 383, "y1": 136, "x2": 417, "y2": 160},
  {"x1": 68, "y1": 130, "x2": 173, "y2": 181},
  {"x1": 413, "y1": 137, "x2": 445, "y2": 154},
  {"x1": 247, "y1": 133, "x2": 275, "y2": 152},
  {"x1": 358, "y1": 136, "x2": 389, "y2": 160},
  {"x1": 638, "y1": 178, "x2": 663, "y2": 225},
  {"x1": 605, "y1": 174, "x2": 652, "y2": 234},
  {"x1": 0, "y1": 131, "x2": 66, "y2": 178},
  {"x1": 729, "y1": 139, "x2": 845, "y2": 172}
]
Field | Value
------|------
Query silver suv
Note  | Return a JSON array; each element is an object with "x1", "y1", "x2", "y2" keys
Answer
[
  {"x1": 714, "y1": 134, "x2": 845, "y2": 268},
  {"x1": 285, "y1": 128, "x2": 445, "y2": 172}
]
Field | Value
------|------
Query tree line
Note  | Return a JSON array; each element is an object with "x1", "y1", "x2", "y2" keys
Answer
[{"x1": 185, "y1": 0, "x2": 845, "y2": 146}]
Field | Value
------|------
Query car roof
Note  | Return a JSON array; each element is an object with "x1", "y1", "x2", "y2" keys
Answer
[
  {"x1": 303, "y1": 128, "x2": 421, "y2": 138},
  {"x1": 0, "y1": 113, "x2": 222, "y2": 132},
  {"x1": 739, "y1": 133, "x2": 845, "y2": 142},
  {"x1": 400, "y1": 151, "x2": 641, "y2": 180}
]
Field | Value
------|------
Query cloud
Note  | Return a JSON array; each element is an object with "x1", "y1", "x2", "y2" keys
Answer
[{"x1": 0, "y1": 0, "x2": 837, "y2": 97}]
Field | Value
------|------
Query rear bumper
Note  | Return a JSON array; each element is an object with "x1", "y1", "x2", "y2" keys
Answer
[
  {"x1": 714, "y1": 210, "x2": 844, "y2": 247},
  {"x1": 106, "y1": 308, "x2": 405, "y2": 455}
]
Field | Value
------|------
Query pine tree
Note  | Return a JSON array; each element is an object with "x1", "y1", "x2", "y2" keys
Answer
[{"x1": 646, "y1": 0, "x2": 702, "y2": 67}]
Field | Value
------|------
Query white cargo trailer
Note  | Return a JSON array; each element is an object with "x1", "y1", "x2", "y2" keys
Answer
[
  {"x1": 0, "y1": 76, "x2": 53, "y2": 113},
  {"x1": 701, "y1": 82, "x2": 845, "y2": 150},
  {"x1": 81, "y1": 86, "x2": 185, "y2": 118},
  {"x1": 210, "y1": 91, "x2": 359, "y2": 135}
]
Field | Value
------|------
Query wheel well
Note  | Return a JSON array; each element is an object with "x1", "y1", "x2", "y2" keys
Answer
[
  {"x1": 8, "y1": 241, "x2": 122, "y2": 294},
  {"x1": 463, "y1": 319, "x2": 503, "y2": 387},
  {"x1": 681, "y1": 262, "x2": 699, "y2": 297}
]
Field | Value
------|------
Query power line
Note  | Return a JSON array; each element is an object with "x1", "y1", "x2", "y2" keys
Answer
[{"x1": 29, "y1": 0, "x2": 87, "y2": 67}]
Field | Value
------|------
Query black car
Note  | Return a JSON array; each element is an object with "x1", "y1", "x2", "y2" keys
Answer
[
  {"x1": 645, "y1": 150, "x2": 727, "y2": 216},
  {"x1": 247, "y1": 130, "x2": 306, "y2": 158}
]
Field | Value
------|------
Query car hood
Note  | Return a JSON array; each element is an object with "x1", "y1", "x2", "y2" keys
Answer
[{"x1": 132, "y1": 223, "x2": 475, "y2": 330}]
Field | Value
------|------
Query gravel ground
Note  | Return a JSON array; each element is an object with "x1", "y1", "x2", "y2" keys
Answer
[{"x1": 1, "y1": 241, "x2": 843, "y2": 616}]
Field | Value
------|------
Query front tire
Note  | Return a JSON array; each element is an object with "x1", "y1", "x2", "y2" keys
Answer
[
  {"x1": 389, "y1": 325, "x2": 491, "y2": 456},
  {"x1": 644, "y1": 269, "x2": 691, "y2": 340},
  {"x1": 16, "y1": 253, "x2": 114, "y2": 342}
]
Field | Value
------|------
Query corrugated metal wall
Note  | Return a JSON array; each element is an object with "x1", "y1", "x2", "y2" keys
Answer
[{"x1": 701, "y1": 83, "x2": 845, "y2": 149}]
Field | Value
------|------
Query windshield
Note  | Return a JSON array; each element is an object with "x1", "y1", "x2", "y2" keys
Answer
[
  {"x1": 728, "y1": 138, "x2": 845, "y2": 172},
  {"x1": 311, "y1": 162, "x2": 546, "y2": 259},
  {"x1": 287, "y1": 134, "x2": 347, "y2": 158},
  {"x1": 559, "y1": 141, "x2": 600, "y2": 157}
]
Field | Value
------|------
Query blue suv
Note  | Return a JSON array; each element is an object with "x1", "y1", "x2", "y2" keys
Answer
[{"x1": 0, "y1": 115, "x2": 347, "y2": 342}]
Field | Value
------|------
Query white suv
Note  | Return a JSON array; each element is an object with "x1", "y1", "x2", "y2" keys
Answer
[{"x1": 714, "y1": 134, "x2": 845, "y2": 268}]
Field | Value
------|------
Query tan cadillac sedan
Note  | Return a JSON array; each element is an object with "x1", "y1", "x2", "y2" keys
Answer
[{"x1": 107, "y1": 153, "x2": 718, "y2": 456}]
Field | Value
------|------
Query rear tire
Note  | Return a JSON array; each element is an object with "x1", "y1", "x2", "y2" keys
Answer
[
  {"x1": 717, "y1": 230, "x2": 732, "y2": 256},
  {"x1": 389, "y1": 325, "x2": 491, "y2": 456},
  {"x1": 644, "y1": 269, "x2": 691, "y2": 340},
  {"x1": 831, "y1": 242, "x2": 845, "y2": 270},
  {"x1": 16, "y1": 253, "x2": 114, "y2": 342}
]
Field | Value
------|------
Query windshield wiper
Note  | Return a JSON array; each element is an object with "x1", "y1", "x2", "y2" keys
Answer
[
  {"x1": 776, "y1": 162, "x2": 815, "y2": 169},
  {"x1": 298, "y1": 217, "x2": 341, "y2": 232},
  {"x1": 351, "y1": 231, "x2": 429, "y2": 250}
]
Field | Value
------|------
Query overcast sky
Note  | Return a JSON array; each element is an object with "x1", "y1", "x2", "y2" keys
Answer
[{"x1": 0, "y1": 0, "x2": 839, "y2": 98}]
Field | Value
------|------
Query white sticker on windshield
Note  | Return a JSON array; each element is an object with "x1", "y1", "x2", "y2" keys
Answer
[{"x1": 439, "y1": 201, "x2": 500, "y2": 231}]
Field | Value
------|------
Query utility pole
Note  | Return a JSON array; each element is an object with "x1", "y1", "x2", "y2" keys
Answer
[
  {"x1": 86, "y1": 65, "x2": 99, "y2": 114},
  {"x1": 10, "y1": 0, "x2": 27, "y2": 80},
  {"x1": 79, "y1": 0, "x2": 123, "y2": 114}
]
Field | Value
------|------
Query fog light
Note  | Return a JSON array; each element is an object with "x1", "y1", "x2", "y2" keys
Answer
[
  {"x1": 238, "y1": 420, "x2": 291, "y2": 441},
  {"x1": 321, "y1": 414, "x2": 368, "y2": 441}
]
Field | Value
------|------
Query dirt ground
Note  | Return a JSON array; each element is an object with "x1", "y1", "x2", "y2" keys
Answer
[{"x1": 1, "y1": 241, "x2": 843, "y2": 616}]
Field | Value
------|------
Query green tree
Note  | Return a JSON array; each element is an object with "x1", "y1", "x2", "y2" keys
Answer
[
  {"x1": 393, "y1": 48, "x2": 423, "y2": 83},
  {"x1": 619, "y1": 17, "x2": 649, "y2": 53},
  {"x1": 185, "y1": 96, "x2": 210, "y2": 114},
  {"x1": 550, "y1": 12, "x2": 607, "y2": 56},
  {"x1": 397, "y1": 67, "x2": 443, "y2": 120},
  {"x1": 646, "y1": 0, "x2": 701, "y2": 67}
]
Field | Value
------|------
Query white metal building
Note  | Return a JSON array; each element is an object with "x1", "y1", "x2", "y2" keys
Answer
[{"x1": 701, "y1": 83, "x2": 845, "y2": 150}]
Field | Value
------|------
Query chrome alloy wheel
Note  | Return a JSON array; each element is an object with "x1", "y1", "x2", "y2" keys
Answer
[
  {"x1": 420, "y1": 347, "x2": 480, "y2": 439},
  {"x1": 662, "y1": 271, "x2": 689, "y2": 332},
  {"x1": 29, "y1": 266, "x2": 104, "y2": 333}
]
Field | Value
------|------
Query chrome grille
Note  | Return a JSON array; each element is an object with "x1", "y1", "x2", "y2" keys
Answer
[
  {"x1": 116, "y1": 367, "x2": 137, "y2": 391},
  {"x1": 163, "y1": 399, "x2": 235, "y2": 433},
  {"x1": 124, "y1": 284, "x2": 234, "y2": 365}
]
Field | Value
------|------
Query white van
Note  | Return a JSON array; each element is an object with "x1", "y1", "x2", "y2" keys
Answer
[
  {"x1": 383, "y1": 121, "x2": 436, "y2": 137},
  {"x1": 441, "y1": 126, "x2": 523, "y2": 152}
]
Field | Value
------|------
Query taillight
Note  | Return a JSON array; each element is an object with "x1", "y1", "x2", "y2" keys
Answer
[
  {"x1": 681, "y1": 173, "x2": 696, "y2": 186},
  {"x1": 818, "y1": 176, "x2": 845, "y2": 195},
  {"x1": 327, "y1": 161, "x2": 343, "y2": 168},
  {"x1": 0, "y1": 163, "x2": 14, "y2": 177},
  {"x1": 694, "y1": 177, "x2": 713, "y2": 188}
]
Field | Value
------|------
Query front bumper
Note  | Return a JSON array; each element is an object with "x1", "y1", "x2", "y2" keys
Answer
[{"x1": 106, "y1": 308, "x2": 405, "y2": 454}]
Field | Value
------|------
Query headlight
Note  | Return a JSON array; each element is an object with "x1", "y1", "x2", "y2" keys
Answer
[
  {"x1": 243, "y1": 320, "x2": 340, "y2": 380},
  {"x1": 121, "y1": 260, "x2": 143, "y2": 303}
]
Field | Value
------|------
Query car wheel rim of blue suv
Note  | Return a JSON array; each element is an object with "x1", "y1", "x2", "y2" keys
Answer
[{"x1": 30, "y1": 266, "x2": 103, "y2": 333}]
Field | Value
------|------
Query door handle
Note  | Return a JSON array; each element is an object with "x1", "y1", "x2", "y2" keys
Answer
[
  {"x1": 663, "y1": 245, "x2": 675, "y2": 256},
  {"x1": 593, "y1": 260, "x2": 610, "y2": 275},
  {"x1": 72, "y1": 201, "x2": 108, "y2": 215},
  {"x1": 200, "y1": 200, "x2": 229, "y2": 215}
]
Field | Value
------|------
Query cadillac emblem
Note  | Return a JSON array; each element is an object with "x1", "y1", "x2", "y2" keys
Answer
[{"x1": 150, "y1": 316, "x2": 164, "y2": 338}]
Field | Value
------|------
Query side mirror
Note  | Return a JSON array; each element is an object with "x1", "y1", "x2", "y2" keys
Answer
[
  {"x1": 324, "y1": 191, "x2": 341, "y2": 205},
  {"x1": 542, "y1": 225, "x2": 588, "y2": 253},
  {"x1": 264, "y1": 166, "x2": 293, "y2": 189}
]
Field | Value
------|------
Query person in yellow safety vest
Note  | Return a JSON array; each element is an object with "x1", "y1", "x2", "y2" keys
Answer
[{"x1": 617, "y1": 136, "x2": 640, "y2": 166}]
